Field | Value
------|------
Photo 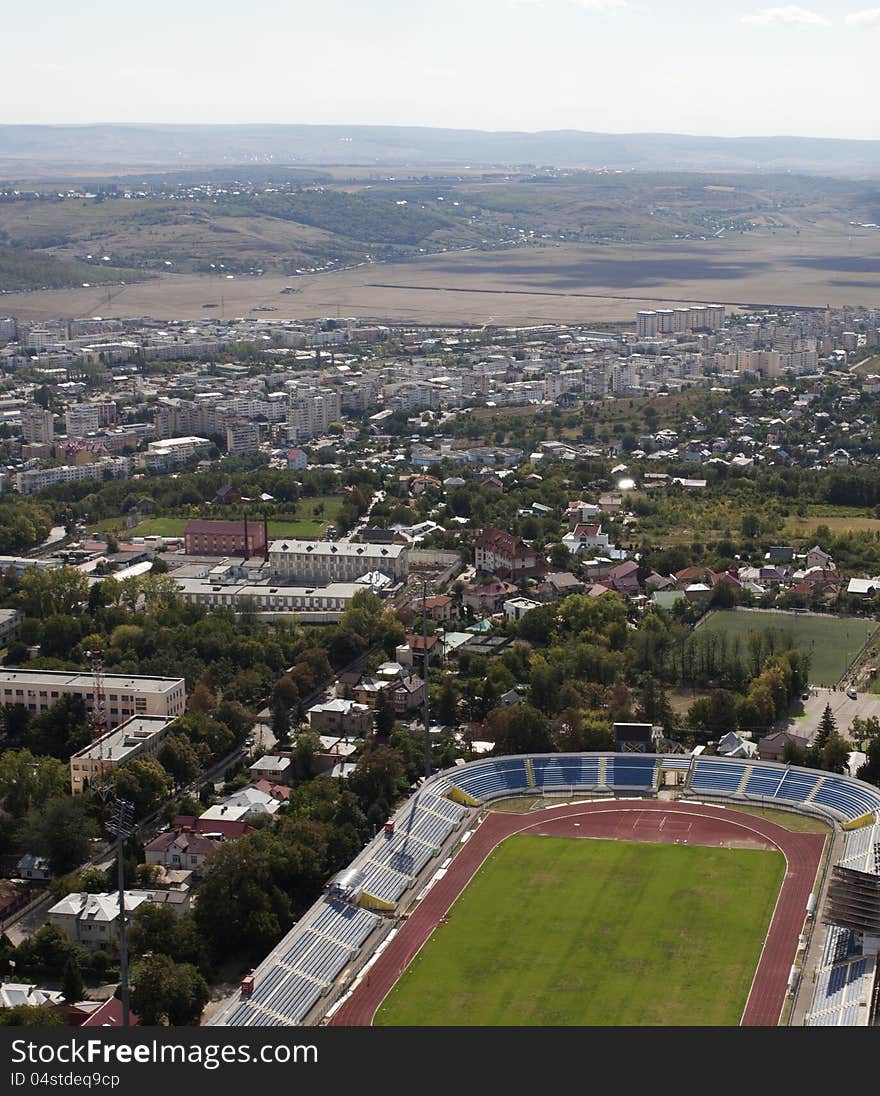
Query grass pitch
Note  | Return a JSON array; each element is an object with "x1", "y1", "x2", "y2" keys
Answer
[
  {"x1": 376, "y1": 835, "x2": 784, "y2": 1026},
  {"x1": 697, "y1": 609, "x2": 878, "y2": 686}
]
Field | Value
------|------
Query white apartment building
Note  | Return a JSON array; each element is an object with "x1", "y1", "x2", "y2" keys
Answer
[
  {"x1": 268, "y1": 538, "x2": 408, "y2": 584},
  {"x1": 225, "y1": 419, "x2": 260, "y2": 456},
  {"x1": 64, "y1": 401, "x2": 116, "y2": 437},
  {"x1": 0, "y1": 669, "x2": 186, "y2": 726},
  {"x1": 655, "y1": 309, "x2": 675, "y2": 333},
  {"x1": 142, "y1": 436, "x2": 211, "y2": 471},
  {"x1": 69, "y1": 715, "x2": 173, "y2": 794},
  {"x1": 637, "y1": 311, "x2": 658, "y2": 338},
  {"x1": 16, "y1": 457, "x2": 130, "y2": 495},
  {"x1": 20, "y1": 405, "x2": 54, "y2": 444},
  {"x1": 286, "y1": 388, "x2": 341, "y2": 444}
]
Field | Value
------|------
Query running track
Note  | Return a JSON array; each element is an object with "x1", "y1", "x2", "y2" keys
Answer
[{"x1": 330, "y1": 800, "x2": 825, "y2": 1027}]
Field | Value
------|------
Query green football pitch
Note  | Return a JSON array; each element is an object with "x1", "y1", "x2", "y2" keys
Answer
[
  {"x1": 697, "y1": 609, "x2": 878, "y2": 686},
  {"x1": 375, "y1": 835, "x2": 785, "y2": 1026}
]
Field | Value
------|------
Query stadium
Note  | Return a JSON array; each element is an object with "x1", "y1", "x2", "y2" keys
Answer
[{"x1": 209, "y1": 750, "x2": 880, "y2": 1029}]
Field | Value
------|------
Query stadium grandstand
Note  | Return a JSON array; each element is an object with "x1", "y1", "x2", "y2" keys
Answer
[
  {"x1": 805, "y1": 815, "x2": 880, "y2": 1027},
  {"x1": 210, "y1": 753, "x2": 880, "y2": 1028}
]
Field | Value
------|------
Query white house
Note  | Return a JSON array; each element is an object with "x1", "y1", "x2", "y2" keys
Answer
[
  {"x1": 562, "y1": 523, "x2": 610, "y2": 555},
  {"x1": 503, "y1": 596, "x2": 541, "y2": 622}
]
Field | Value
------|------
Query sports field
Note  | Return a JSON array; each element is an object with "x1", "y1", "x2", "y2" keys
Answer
[
  {"x1": 375, "y1": 835, "x2": 785, "y2": 1026},
  {"x1": 697, "y1": 609, "x2": 879, "y2": 686}
]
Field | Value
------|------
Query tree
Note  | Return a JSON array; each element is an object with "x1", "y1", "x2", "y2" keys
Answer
[
  {"x1": 18, "y1": 565, "x2": 89, "y2": 618},
  {"x1": 0, "y1": 1004, "x2": 64, "y2": 1026},
  {"x1": 348, "y1": 748, "x2": 407, "y2": 818},
  {"x1": 26, "y1": 695, "x2": 92, "y2": 760},
  {"x1": 270, "y1": 696, "x2": 291, "y2": 747},
  {"x1": 740, "y1": 513, "x2": 760, "y2": 539},
  {"x1": 436, "y1": 678, "x2": 460, "y2": 726},
  {"x1": 856, "y1": 737, "x2": 880, "y2": 787},
  {"x1": 193, "y1": 830, "x2": 294, "y2": 959},
  {"x1": 128, "y1": 905, "x2": 204, "y2": 967},
  {"x1": 374, "y1": 690, "x2": 395, "y2": 737},
  {"x1": 111, "y1": 757, "x2": 171, "y2": 817},
  {"x1": 130, "y1": 954, "x2": 209, "y2": 1026},
  {"x1": 821, "y1": 731, "x2": 850, "y2": 775},
  {"x1": 61, "y1": 956, "x2": 84, "y2": 1003},
  {"x1": 486, "y1": 704, "x2": 554, "y2": 756},
  {"x1": 292, "y1": 732, "x2": 321, "y2": 782},
  {"x1": 815, "y1": 703, "x2": 837, "y2": 752},
  {"x1": 27, "y1": 796, "x2": 97, "y2": 875},
  {"x1": 157, "y1": 735, "x2": 201, "y2": 789},
  {"x1": 0, "y1": 750, "x2": 68, "y2": 817}
]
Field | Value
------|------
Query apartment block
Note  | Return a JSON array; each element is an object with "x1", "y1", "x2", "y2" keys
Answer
[{"x1": 20, "y1": 405, "x2": 54, "y2": 444}]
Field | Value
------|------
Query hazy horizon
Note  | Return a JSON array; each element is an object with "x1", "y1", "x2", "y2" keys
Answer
[{"x1": 6, "y1": 1, "x2": 880, "y2": 140}]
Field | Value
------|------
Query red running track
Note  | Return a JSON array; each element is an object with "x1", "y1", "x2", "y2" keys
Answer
[{"x1": 330, "y1": 799, "x2": 825, "y2": 1028}]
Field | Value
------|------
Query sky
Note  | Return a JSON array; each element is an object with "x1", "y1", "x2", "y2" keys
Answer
[{"x1": 6, "y1": 1, "x2": 880, "y2": 138}]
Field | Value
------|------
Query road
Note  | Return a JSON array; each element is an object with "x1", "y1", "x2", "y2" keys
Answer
[
  {"x1": 780, "y1": 686, "x2": 880, "y2": 743},
  {"x1": 2, "y1": 740, "x2": 249, "y2": 946}
]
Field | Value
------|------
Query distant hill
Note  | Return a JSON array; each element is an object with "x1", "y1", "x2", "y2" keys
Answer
[{"x1": 3, "y1": 124, "x2": 880, "y2": 174}]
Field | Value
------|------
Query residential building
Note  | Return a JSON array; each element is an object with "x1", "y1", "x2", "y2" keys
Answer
[
  {"x1": 48, "y1": 891, "x2": 153, "y2": 947},
  {"x1": 225, "y1": 419, "x2": 260, "y2": 456},
  {"x1": 144, "y1": 829, "x2": 225, "y2": 874},
  {"x1": 286, "y1": 388, "x2": 341, "y2": 444},
  {"x1": 20, "y1": 405, "x2": 54, "y2": 444},
  {"x1": 142, "y1": 436, "x2": 211, "y2": 471},
  {"x1": 411, "y1": 594, "x2": 455, "y2": 622},
  {"x1": 462, "y1": 580, "x2": 519, "y2": 613},
  {"x1": 390, "y1": 674, "x2": 426, "y2": 714},
  {"x1": 16, "y1": 457, "x2": 130, "y2": 494},
  {"x1": 307, "y1": 698, "x2": 373, "y2": 736},
  {"x1": 474, "y1": 528, "x2": 547, "y2": 579},
  {"x1": 503, "y1": 596, "x2": 541, "y2": 621},
  {"x1": 64, "y1": 401, "x2": 116, "y2": 438},
  {"x1": 249, "y1": 755, "x2": 292, "y2": 783},
  {"x1": 562, "y1": 523, "x2": 610, "y2": 555}
]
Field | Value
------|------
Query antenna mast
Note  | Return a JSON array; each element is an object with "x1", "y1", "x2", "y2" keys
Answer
[{"x1": 87, "y1": 641, "x2": 112, "y2": 823}]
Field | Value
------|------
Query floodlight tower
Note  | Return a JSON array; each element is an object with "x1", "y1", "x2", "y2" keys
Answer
[
  {"x1": 422, "y1": 578, "x2": 431, "y2": 780},
  {"x1": 86, "y1": 641, "x2": 112, "y2": 821},
  {"x1": 107, "y1": 798, "x2": 136, "y2": 1028}
]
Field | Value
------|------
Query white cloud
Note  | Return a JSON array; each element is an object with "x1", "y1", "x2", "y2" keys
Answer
[
  {"x1": 570, "y1": 0, "x2": 631, "y2": 9},
  {"x1": 846, "y1": 8, "x2": 880, "y2": 25},
  {"x1": 741, "y1": 5, "x2": 831, "y2": 25},
  {"x1": 510, "y1": 0, "x2": 633, "y2": 9}
]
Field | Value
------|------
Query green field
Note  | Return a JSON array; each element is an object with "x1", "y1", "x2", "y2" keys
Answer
[
  {"x1": 376, "y1": 835, "x2": 784, "y2": 1026},
  {"x1": 698, "y1": 609, "x2": 879, "y2": 686},
  {"x1": 92, "y1": 496, "x2": 343, "y2": 541}
]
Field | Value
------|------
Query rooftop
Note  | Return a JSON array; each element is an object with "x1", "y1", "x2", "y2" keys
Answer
[
  {"x1": 0, "y1": 668, "x2": 184, "y2": 692},
  {"x1": 70, "y1": 716, "x2": 172, "y2": 762}
]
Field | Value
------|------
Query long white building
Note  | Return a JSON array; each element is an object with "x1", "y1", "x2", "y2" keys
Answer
[
  {"x1": 69, "y1": 714, "x2": 173, "y2": 794},
  {"x1": 16, "y1": 457, "x2": 130, "y2": 494},
  {"x1": 268, "y1": 538, "x2": 408, "y2": 584},
  {"x1": 0, "y1": 669, "x2": 186, "y2": 726}
]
